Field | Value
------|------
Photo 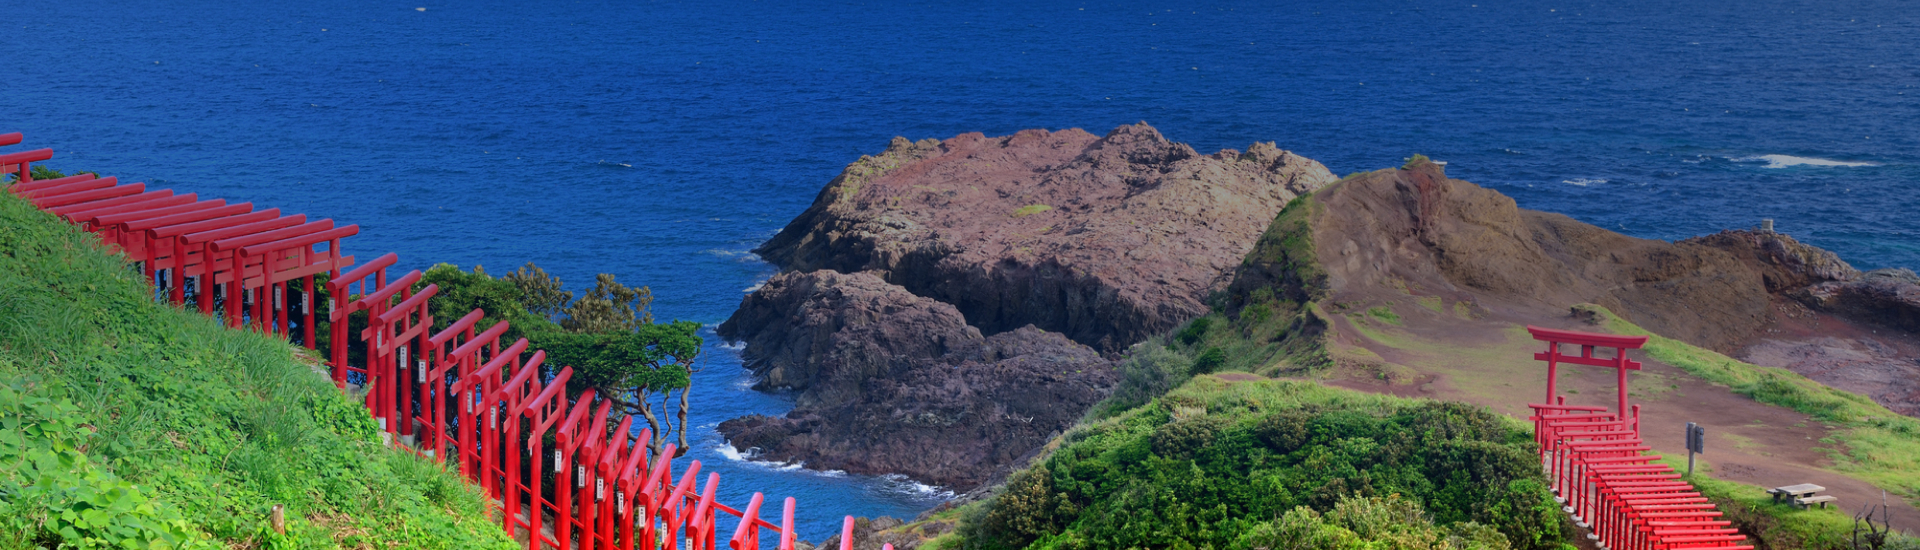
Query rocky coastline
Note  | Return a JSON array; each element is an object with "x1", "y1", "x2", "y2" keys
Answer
[
  {"x1": 715, "y1": 127, "x2": 1920, "y2": 498},
  {"x1": 718, "y1": 123, "x2": 1336, "y2": 491}
]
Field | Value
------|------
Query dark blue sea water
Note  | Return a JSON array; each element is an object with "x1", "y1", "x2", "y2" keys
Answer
[{"x1": 5, "y1": 0, "x2": 1917, "y2": 540}]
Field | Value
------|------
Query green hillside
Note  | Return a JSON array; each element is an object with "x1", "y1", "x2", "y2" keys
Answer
[
  {"x1": 957, "y1": 377, "x2": 1567, "y2": 550},
  {"x1": 0, "y1": 184, "x2": 514, "y2": 549}
]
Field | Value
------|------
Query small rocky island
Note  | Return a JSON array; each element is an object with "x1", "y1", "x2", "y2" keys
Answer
[{"x1": 718, "y1": 123, "x2": 1336, "y2": 490}]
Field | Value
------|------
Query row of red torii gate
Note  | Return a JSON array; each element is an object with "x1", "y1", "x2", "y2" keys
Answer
[
  {"x1": 1, "y1": 134, "x2": 887, "y2": 550},
  {"x1": 5, "y1": 134, "x2": 1752, "y2": 550}
]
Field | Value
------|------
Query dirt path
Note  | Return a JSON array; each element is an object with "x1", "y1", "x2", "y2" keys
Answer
[{"x1": 1319, "y1": 310, "x2": 1920, "y2": 532}]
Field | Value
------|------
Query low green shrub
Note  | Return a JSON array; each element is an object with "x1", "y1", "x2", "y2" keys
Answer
[
  {"x1": 959, "y1": 378, "x2": 1568, "y2": 550},
  {"x1": 0, "y1": 379, "x2": 211, "y2": 549}
]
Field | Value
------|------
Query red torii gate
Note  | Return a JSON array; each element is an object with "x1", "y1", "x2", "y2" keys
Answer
[{"x1": 1531, "y1": 325, "x2": 1644, "y2": 419}]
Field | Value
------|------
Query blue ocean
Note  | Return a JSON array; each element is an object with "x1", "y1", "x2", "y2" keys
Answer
[{"x1": 4, "y1": 0, "x2": 1916, "y2": 540}]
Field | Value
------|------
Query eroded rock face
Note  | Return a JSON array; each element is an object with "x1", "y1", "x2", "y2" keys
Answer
[
  {"x1": 1248, "y1": 160, "x2": 1919, "y2": 355},
  {"x1": 753, "y1": 123, "x2": 1337, "y2": 353},
  {"x1": 716, "y1": 270, "x2": 981, "y2": 407},
  {"x1": 1799, "y1": 269, "x2": 1920, "y2": 334},
  {"x1": 1681, "y1": 229, "x2": 1860, "y2": 292},
  {"x1": 1297, "y1": 161, "x2": 1786, "y2": 351},
  {"x1": 717, "y1": 326, "x2": 1115, "y2": 491}
]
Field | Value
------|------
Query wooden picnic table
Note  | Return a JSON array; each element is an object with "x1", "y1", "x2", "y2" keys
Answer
[{"x1": 1768, "y1": 484, "x2": 1835, "y2": 508}]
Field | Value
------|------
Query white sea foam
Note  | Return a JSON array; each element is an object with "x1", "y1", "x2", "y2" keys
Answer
[
  {"x1": 1561, "y1": 178, "x2": 1607, "y2": 187},
  {"x1": 716, "y1": 442, "x2": 748, "y2": 461},
  {"x1": 716, "y1": 442, "x2": 807, "y2": 471},
  {"x1": 743, "y1": 279, "x2": 767, "y2": 293},
  {"x1": 882, "y1": 474, "x2": 956, "y2": 499},
  {"x1": 1735, "y1": 154, "x2": 1878, "y2": 168}
]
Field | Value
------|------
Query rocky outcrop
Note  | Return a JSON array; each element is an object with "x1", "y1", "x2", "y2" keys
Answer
[
  {"x1": 752, "y1": 123, "x2": 1337, "y2": 353},
  {"x1": 1681, "y1": 229, "x2": 1860, "y2": 292},
  {"x1": 1675, "y1": 230, "x2": 1920, "y2": 334},
  {"x1": 718, "y1": 326, "x2": 1115, "y2": 491},
  {"x1": 1798, "y1": 269, "x2": 1920, "y2": 334},
  {"x1": 714, "y1": 124, "x2": 1332, "y2": 489},
  {"x1": 1228, "y1": 158, "x2": 1919, "y2": 356},
  {"x1": 716, "y1": 270, "x2": 981, "y2": 405},
  {"x1": 1290, "y1": 160, "x2": 1774, "y2": 351}
]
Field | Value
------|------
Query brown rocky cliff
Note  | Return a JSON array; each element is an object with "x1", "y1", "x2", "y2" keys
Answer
[
  {"x1": 752, "y1": 123, "x2": 1337, "y2": 353},
  {"x1": 717, "y1": 325, "x2": 1114, "y2": 490},
  {"x1": 716, "y1": 270, "x2": 981, "y2": 406},
  {"x1": 717, "y1": 270, "x2": 1113, "y2": 491},
  {"x1": 1305, "y1": 160, "x2": 1778, "y2": 351}
]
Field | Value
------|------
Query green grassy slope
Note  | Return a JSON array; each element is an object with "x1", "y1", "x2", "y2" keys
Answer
[
  {"x1": 0, "y1": 185, "x2": 514, "y2": 548},
  {"x1": 951, "y1": 377, "x2": 1568, "y2": 550}
]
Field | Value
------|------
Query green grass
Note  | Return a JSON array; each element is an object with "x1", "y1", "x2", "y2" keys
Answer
[
  {"x1": 959, "y1": 376, "x2": 1571, "y2": 550},
  {"x1": 1581, "y1": 304, "x2": 1920, "y2": 501},
  {"x1": 1365, "y1": 305, "x2": 1402, "y2": 325},
  {"x1": 0, "y1": 183, "x2": 515, "y2": 548},
  {"x1": 1010, "y1": 204, "x2": 1052, "y2": 218}
]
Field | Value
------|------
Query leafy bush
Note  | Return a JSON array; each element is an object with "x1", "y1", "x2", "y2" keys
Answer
[
  {"x1": 1174, "y1": 318, "x2": 1213, "y2": 347},
  {"x1": 958, "y1": 378, "x2": 1566, "y2": 550},
  {"x1": 0, "y1": 379, "x2": 212, "y2": 549},
  {"x1": 1255, "y1": 410, "x2": 1312, "y2": 453},
  {"x1": 1150, "y1": 416, "x2": 1227, "y2": 459},
  {"x1": 1229, "y1": 494, "x2": 1513, "y2": 550},
  {"x1": 1098, "y1": 339, "x2": 1193, "y2": 416},
  {"x1": 1191, "y1": 347, "x2": 1228, "y2": 374}
]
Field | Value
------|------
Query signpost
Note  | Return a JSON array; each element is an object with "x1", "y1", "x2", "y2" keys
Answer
[{"x1": 1685, "y1": 421, "x2": 1705, "y2": 478}]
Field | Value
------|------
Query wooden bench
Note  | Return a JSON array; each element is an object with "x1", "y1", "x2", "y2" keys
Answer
[{"x1": 1794, "y1": 495, "x2": 1837, "y2": 509}]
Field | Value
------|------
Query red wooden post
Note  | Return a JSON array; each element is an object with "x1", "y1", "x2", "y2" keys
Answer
[
  {"x1": 522, "y1": 368, "x2": 577, "y2": 550},
  {"x1": 838, "y1": 517, "x2": 854, "y2": 550},
  {"x1": 615, "y1": 429, "x2": 654, "y2": 550},
  {"x1": 0, "y1": 148, "x2": 52, "y2": 182},
  {"x1": 497, "y1": 350, "x2": 546, "y2": 534},
  {"x1": 663, "y1": 462, "x2": 702, "y2": 550},
  {"x1": 778, "y1": 497, "x2": 796, "y2": 550},
  {"x1": 596, "y1": 416, "x2": 634, "y2": 550},
  {"x1": 555, "y1": 391, "x2": 599, "y2": 550},
  {"x1": 463, "y1": 339, "x2": 530, "y2": 494},
  {"x1": 729, "y1": 492, "x2": 763, "y2": 550},
  {"x1": 451, "y1": 320, "x2": 510, "y2": 475}
]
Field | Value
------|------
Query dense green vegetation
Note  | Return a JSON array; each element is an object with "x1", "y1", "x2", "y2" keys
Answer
[
  {"x1": 959, "y1": 377, "x2": 1568, "y2": 550},
  {"x1": 413, "y1": 264, "x2": 702, "y2": 455},
  {"x1": 0, "y1": 178, "x2": 515, "y2": 548}
]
